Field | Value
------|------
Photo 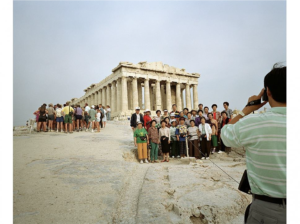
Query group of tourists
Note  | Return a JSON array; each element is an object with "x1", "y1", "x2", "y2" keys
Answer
[
  {"x1": 131, "y1": 102, "x2": 233, "y2": 164},
  {"x1": 33, "y1": 102, "x2": 111, "y2": 133}
]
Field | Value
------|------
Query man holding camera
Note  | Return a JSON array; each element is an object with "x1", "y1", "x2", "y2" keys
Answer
[{"x1": 221, "y1": 65, "x2": 286, "y2": 224}]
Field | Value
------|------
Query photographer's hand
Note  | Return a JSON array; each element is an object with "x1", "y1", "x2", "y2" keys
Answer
[{"x1": 228, "y1": 88, "x2": 267, "y2": 125}]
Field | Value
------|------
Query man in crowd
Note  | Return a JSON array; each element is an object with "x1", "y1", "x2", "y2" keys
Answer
[
  {"x1": 223, "y1": 102, "x2": 233, "y2": 119},
  {"x1": 143, "y1": 109, "x2": 152, "y2": 131},
  {"x1": 170, "y1": 104, "x2": 180, "y2": 120},
  {"x1": 219, "y1": 111, "x2": 230, "y2": 153},
  {"x1": 203, "y1": 106, "x2": 209, "y2": 120},
  {"x1": 85, "y1": 103, "x2": 90, "y2": 112},
  {"x1": 221, "y1": 64, "x2": 286, "y2": 224},
  {"x1": 62, "y1": 102, "x2": 74, "y2": 134},
  {"x1": 198, "y1": 104, "x2": 203, "y2": 113},
  {"x1": 98, "y1": 104, "x2": 105, "y2": 128},
  {"x1": 130, "y1": 107, "x2": 144, "y2": 138},
  {"x1": 162, "y1": 109, "x2": 169, "y2": 120}
]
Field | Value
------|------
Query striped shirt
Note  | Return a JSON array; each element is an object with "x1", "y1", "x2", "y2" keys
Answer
[{"x1": 221, "y1": 107, "x2": 286, "y2": 198}]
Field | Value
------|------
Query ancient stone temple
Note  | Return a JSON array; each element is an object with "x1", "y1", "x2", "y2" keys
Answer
[{"x1": 70, "y1": 61, "x2": 200, "y2": 119}]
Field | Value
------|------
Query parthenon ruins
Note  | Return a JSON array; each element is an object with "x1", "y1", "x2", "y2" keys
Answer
[{"x1": 70, "y1": 61, "x2": 200, "y2": 118}]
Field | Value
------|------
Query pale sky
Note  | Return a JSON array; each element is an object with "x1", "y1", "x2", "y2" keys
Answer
[{"x1": 13, "y1": 1, "x2": 286, "y2": 126}]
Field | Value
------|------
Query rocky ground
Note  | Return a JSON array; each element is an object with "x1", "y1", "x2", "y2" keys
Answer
[{"x1": 13, "y1": 121, "x2": 251, "y2": 224}]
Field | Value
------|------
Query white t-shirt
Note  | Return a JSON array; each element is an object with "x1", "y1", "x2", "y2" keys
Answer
[
  {"x1": 56, "y1": 108, "x2": 62, "y2": 117},
  {"x1": 85, "y1": 106, "x2": 90, "y2": 112},
  {"x1": 96, "y1": 112, "x2": 101, "y2": 122},
  {"x1": 106, "y1": 108, "x2": 111, "y2": 112}
]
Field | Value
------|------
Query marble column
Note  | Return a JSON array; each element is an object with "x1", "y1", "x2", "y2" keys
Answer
[
  {"x1": 166, "y1": 80, "x2": 172, "y2": 111},
  {"x1": 138, "y1": 81, "x2": 142, "y2": 108},
  {"x1": 99, "y1": 89, "x2": 102, "y2": 105},
  {"x1": 111, "y1": 81, "x2": 116, "y2": 112},
  {"x1": 171, "y1": 85, "x2": 176, "y2": 106},
  {"x1": 150, "y1": 84, "x2": 154, "y2": 110},
  {"x1": 176, "y1": 83, "x2": 182, "y2": 111},
  {"x1": 144, "y1": 78, "x2": 150, "y2": 110},
  {"x1": 127, "y1": 81, "x2": 133, "y2": 110},
  {"x1": 121, "y1": 76, "x2": 128, "y2": 111},
  {"x1": 102, "y1": 87, "x2": 106, "y2": 106},
  {"x1": 132, "y1": 77, "x2": 138, "y2": 109},
  {"x1": 181, "y1": 89, "x2": 185, "y2": 109},
  {"x1": 89, "y1": 95, "x2": 92, "y2": 106},
  {"x1": 161, "y1": 84, "x2": 165, "y2": 109},
  {"x1": 117, "y1": 78, "x2": 121, "y2": 112},
  {"x1": 155, "y1": 80, "x2": 161, "y2": 110},
  {"x1": 107, "y1": 85, "x2": 111, "y2": 107},
  {"x1": 95, "y1": 91, "x2": 98, "y2": 106},
  {"x1": 185, "y1": 83, "x2": 191, "y2": 110},
  {"x1": 193, "y1": 84, "x2": 198, "y2": 109}
]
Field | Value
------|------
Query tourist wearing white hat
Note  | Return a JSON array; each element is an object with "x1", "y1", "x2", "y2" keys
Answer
[
  {"x1": 161, "y1": 109, "x2": 169, "y2": 120},
  {"x1": 134, "y1": 121, "x2": 149, "y2": 164}
]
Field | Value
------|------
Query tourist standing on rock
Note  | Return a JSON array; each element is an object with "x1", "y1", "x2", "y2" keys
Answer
[
  {"x1": 33, "y1": 107, "x2": 40, "y2": 128},
  {"x1": 130, "y1": 107, "x2": 144, "y2": 135},
  {"x1": 170, "y1": 120, "x2": 179, "y2": 158},
  {"x1": 153, "y1": 110, "x2": 161, "y2": 124},
  {"x1": 102, "y1": 107, "x2": 107, "y2": 128},
  {"x1": 106, "y1": 105, "x2": 111, "y2": 121},
  {"x1": 98, "y1": 104, "x2": 105, "y2": 128},
  {"x1": 208, "y1": 113, "x2": 218, "y2": 154},
  {"x1": 221, "y1": 65, "x2": 286, "y2": 224},
  {"x1": 84, "y1": 111, "x2": 90, "y2": 131},
  {"x1": 199, "y1": 117, "x2": 212, "y2": 160},
  {"x1": 187, "y1": 120, "x2": 200, "y2": 159},
  {"x1": 169, "y1": 113, "x2": 177, "y2": 125},
  {"x1": 211, "y1": 104, "x2": 221, "y2": 122},
  {"x1": 75, "y1": 105, "x2": 83, "y2": 132},
  {"x1": 62, "y1": 102, "x2": 74, "y2": 134},
  {"x1": 134, "y1": 121, "x2": 148, "y2": 164},
  {"x1": 161, "y1": 109, "x2": 169, "y2": 120},
  {"x1": 203, "y1": 106, "x2": 209, "y2": 120},
  {"x1": 55, "y1": 104, "x2": 64, "y2": 132},
  {"x1": 147, "y1": 120, "x2": 160, "y2": 163},
  {"x1": 170, "y1": 104, "x2": 180, "y2": 121},
  {"x1": 195, "y1": 110, "x2": 204, "y2": 127},
  {"x1": 88, "y1": 105, "x2": 97, "y2": 133},
  {"x1": 176, "y1": 117, "x2": 188, "y2": 158},
  {"x1": 183, "y1": 108, "x2": 189, "y2": 118},
  {"x1": 197, "y1": 104, "x2": 203, "y2": 113},
  {"x1": 47, "y1": 103, "x2": 55, "y2": 132},
  {"x1": 96, "y1": 107, "x2": 101, "y2": 132},
  {"x1": 37, "y1": 105, "x2": 48, "y2": 132},
  {"x1": 223, "y1": 102, "x2": 233, "y2": 119},
  {"x1": 164, "y1": 117, "x2": 171, "y2": 128},
  {"x1": 143, "y1": 109, "x2": 152, "y2": 131},
  {"x1": 159, "y1": 120, "x2": 171, "y2": 162},
  {"x1": 219, "y1": 111, "x2": 231, "y2": 154},
  {"x1": 179, "y1": 111, "x2": 185, "y2": 120},
  {"x1": 84, "y1": 103, "x2": 90, "y2": 112},
  {"x1": 191, "y1": 110, "x2": 197, "y2": 120}
]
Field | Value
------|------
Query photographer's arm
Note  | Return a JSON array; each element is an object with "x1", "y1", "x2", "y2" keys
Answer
[{"x1": 228, "y1": 88, "x2": 267, "y2": 125}]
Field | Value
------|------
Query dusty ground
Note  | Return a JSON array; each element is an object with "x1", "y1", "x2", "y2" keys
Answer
[{"x1": 13, "y1": 121, "x2": 251, "y2": 224}]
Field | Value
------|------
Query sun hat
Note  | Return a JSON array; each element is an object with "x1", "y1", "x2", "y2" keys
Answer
[{"x1": 135, "y1": 107, "x2": 140, "y2": 110}]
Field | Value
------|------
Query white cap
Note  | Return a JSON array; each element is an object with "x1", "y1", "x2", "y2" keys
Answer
[
  {"x1": 170, "y1": 113, "x2": 175, "y2": 117},
  {"x1": 91, "y1": 105, "x2": 95, "y2": 108},
  {"x1": 144, "y1": 109, "x2": 150, "y2": 113},
  {"x1": 164, "y1": 109, "x2": 168, "y2": 112},
  {"x1": 135, "y1": 107, "x2": 140, "y2": 110}
]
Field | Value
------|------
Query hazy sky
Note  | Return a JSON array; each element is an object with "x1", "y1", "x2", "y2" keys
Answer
[{"x1": 13, "y1": 1, "x2": 286, "y2": 126}]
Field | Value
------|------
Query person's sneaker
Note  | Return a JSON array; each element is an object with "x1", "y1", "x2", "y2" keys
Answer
[
  {"x1": 201, "y1": 157, "x2": 205, "y2": 160},
  {"x1": 91, "y1": 129, "x2": 94, "y2": 133},
  {"x1": 206, "y1": 157, "x2": 210, "y2": 160},
  {"x1": 144, "y1": 159, "x2": 149, "y2": 163},
  {"x1": 140, "y1": 160, "x2": 143, "y2": 164},
  {"x1": 177, "y1": 155, "x2": 180, "y2": 158},
  {"x1": 56, "y1": 130, "x2": 58, "y2": 133},
  {"x1": 218, "y1": 151, "x2": 223, "y2": 154},
  {"x1": 212, "y1": 148, "x2": 216, "y2": 154}
]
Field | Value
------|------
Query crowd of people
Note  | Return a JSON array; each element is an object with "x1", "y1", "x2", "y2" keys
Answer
[
  {"x1": 131, "y1": 102, "x2": 234, "y2": 164},
  {"x1": 33, "y1": 102, "x2": 111, "y2": 133}
]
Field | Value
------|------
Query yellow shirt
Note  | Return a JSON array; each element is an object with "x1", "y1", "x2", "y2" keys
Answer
[{"x1": 62, "y1": 106, "x2": 74, "y2": 115}]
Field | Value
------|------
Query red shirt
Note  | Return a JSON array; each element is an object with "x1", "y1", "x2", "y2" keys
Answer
[{"x1": 144, "y1": 115, "x2": 152, "y2": 131}]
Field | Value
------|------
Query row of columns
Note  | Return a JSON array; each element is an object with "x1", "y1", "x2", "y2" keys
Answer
[{"x1": 77, "y1": 76, "x2": 198, "y2": 114}]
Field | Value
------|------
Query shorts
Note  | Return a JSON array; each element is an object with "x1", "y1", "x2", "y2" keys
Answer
[
  {"x1": 76, "y1": 115, "x2": 82, "y2": 120},
  {"x1": 89, "y1": 117, "x2": 96, "y2": 122},
  {"x1": 48, "y1": 114, "x2": 54, "y2": 120},
  {"x1": 211, "y1": 135, "x2": 218, "y2": 147},
  {"x1": 56, "y1": 117, "x2": 64, "y2": 123},
  {"x1": 38, "y1": 117, "x2": 46, "y2": 122},
  {"x1": 64, "y1": 114, "x2": 73, "y2": 124}
]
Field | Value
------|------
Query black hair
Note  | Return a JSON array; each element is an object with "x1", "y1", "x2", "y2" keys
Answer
[
  {"x1": 223, "y1": 102, "x2": 229, "y2": 106},
  {"x1": 204, "y1": 106, "x2": 209, "y2": 110},
  {"x1": 190, "y1": 120, "x2": 195, "y2": 124},
  {"x1": 183, "y1": 108, "x2": 189, "y2": 111},
  {"x1": 212, "y1": 104, "x2": 217, "y2": 108},
  {"x1": 198, "y1": 110, "x2": 203, "y2": 114},
  {"x1": 187, "y1": 112, "x2": 192, "y2": 115},
  {"x1": 161, "y1": 120, "x2": 167, "y2": 124},
  {"x1": 172, "y1": 104, "x2": 177, "y2": 107},
  {"x1": 208, "y1": 112, "x2": 213, "y2": 117},
  {"x1": 221, "y1": 110, "x2": 227, "y2": 116},
  {"x1": 264, "y1": 63, "x2": 286, "y2": 103},
  {"x1": 164, "y1": 117, "x2": 170, "y2": 122},
  {"x1": 151, "y1": 120, "x2": 157, "y2": 124},
  {"x1": 198, "y1": 103, "x2": 203, "y2": 106},
  {"x1": 156, "y1": 110, "x2": 161, "y2": 114},
  {"x1": 200, "y1": 117, "x2": 206, "y2": 121}
]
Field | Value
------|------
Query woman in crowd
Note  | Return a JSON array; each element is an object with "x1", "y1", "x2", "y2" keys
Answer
[
  {"x1": 170, "y1": 120, "x2": 179, "y2": 158},
  {"x1": 153, "y1": 110, "x2": 161, "y2": 124},
  {"x1": 33, "y1": 107, "x2": 40, "y2": 127},
  {"x1": 75, "y1": 104, "x2": 83, "y2": 132},
  {"x1": 169, "y1": 113, "x2": 176, "y2": 124},
  {"x1": 161, "y1": 109, "x2": 169, "y2": 120},
  {"x1": 37, "y1": 105, "x2": 48, "y2": 132},
  {"x1": 143, "y1": 109, "x2": 152, "y2": 131},
  {"x1": 191, "y1": 110, "x2": 197, "y2": 120},
  {"x1": 179, "y1": 111, "x2": 185, "y2": 120},
  {"x1": 147, "y1": 120, "x2": 160, "y2": 163},
  {"x1": 47, "y1": 103, "x2": 55, "y2": 132},
  {"x1": 96, "y1": 107, "x2": 101, "y2": 132},
  {"x1": 187, "y1": 120, "x2": 200, "y2": 159},
  {"x1": 195, "y1": 110, "x2": 203, "y2": 127},
  {"x1": 134, "y1": 121, "x2": 148, "y2": 164},
  {"x1": 199, "y1": 117, "x2": 212, "y2": 159},
  {"x1": 159, "y1": 120, "x2": 171, "y2": 162},
  {"x1": 176, "y1": 117, "x2": 188, "y2": 158},
  {"x1": 184, "y1": 112, "x2": 193, "y2": 128},
  {"x1": 164, "y1": 117, "x2": 171, "y2": 128},
  {"x1": 183, "y1": 108, "x2": 189, "y2": 118},
  {"x1": 55, "y1": 104, "x2": 64, "y2": 132},
  {"x1": 88, "y1": 105, "x2": 96, "y2": 132},
  {"x1": 106, "y1": 105, "x2": 111, "y2": 121},
  {"x1": 84, "y1": 111, "x2": 90, "y2": 131},
  {"x1": 208, "y1": 113, "x2": 218, "y2": 154}
]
